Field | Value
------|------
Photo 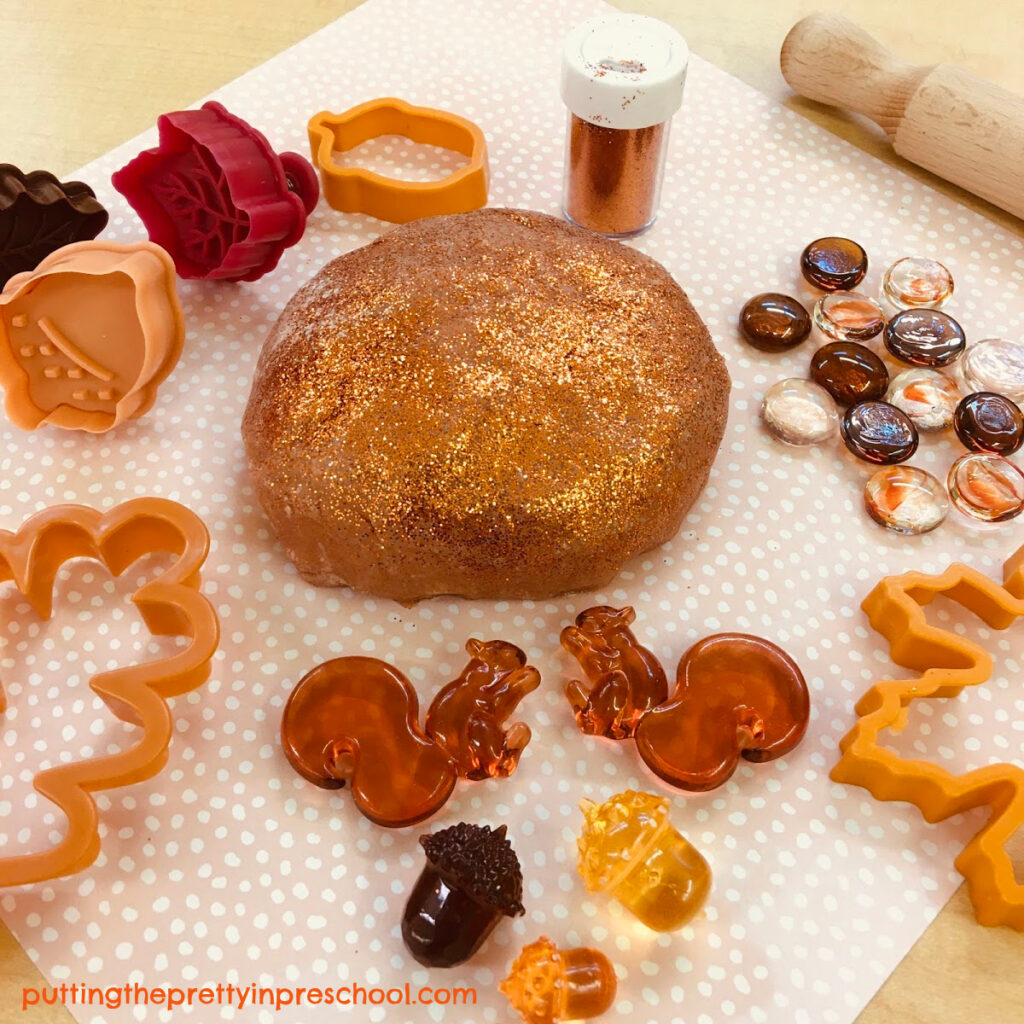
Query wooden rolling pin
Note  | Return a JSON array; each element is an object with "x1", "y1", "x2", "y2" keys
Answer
[{"x1": 780, "y1": 12, "x2": 1024, "y2": 222}]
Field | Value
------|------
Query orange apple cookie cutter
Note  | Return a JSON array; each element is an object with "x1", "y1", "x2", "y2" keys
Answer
[
  {"x1": 832, "y1": 544, "x2": 1024, "y2": 929},
  {"x1": 307, "y1": 98, "x2": 489, "y2": 223},
  {"x1": 0, "y1": 240, "x2": 185, "y2": 433},
  {"x1": 0, "y1": 498, "x2": 219, "y2": 887}
]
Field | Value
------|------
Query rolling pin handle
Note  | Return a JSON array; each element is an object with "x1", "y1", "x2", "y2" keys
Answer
[{"x1": 780, "y1": 13, "x2": 929, "y2": 137}]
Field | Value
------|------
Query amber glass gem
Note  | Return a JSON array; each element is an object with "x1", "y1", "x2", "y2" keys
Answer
[
  {"x1": 947, "y1": 453, "x2": 1024, "y2": 522},
  {"x1": 800, "y1": 236, "x2": 868, "y2": 291},
  {"x1": 883, "y1": 308, "x2": 966, "y2": 367},
  {"x1": 739, "y1": 292, "x2": 812, "y2": 352},
  {"x1": 810, "y1": 341, "x2": 889, "y2": 405},
  {"x1": 840, "y1": 401, "x2": 919, "y2": 464},
  {"x1": 953, "y1": 392, "x2": 1024, "y2": 455}
]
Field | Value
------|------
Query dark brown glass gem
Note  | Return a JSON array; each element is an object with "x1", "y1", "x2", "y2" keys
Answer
[
  {"x1": 884, "y1": 308, "x2": 966, "y2": 367},
  {"x1": 800, "y1": 237, "x2": 868, "y2": 291},
  {"x1": 841, "y1": 401, "x2": 919, "y2": 464},
  {"x1": 739, "y1": 292, "x2": 812, "y2": 352},
  {"x1": 809, "y1": 341, "x2": 889, "y2": 405},
  {"x1": 953, "y1": 392, "x2": 1024, "y2": 455}
]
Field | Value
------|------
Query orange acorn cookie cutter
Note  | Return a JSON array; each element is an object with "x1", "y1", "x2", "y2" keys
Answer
[
  {"x1": 832, "y1": 544, "x2": 1024, "y2": 929},
  {"x1": 0, "y1": 240, "x2": 185, "y2": 433},
  {"x1": 307, "y1": 98, "x2": 489, "y2": 223},
  {"x1": 0, "y1": 498, "x2": 219, "y2": 887}
]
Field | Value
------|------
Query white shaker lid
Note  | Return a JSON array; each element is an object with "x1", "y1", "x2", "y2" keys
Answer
[{"x1": 561, "y1": 14, "x2": 689, "y2": 130}]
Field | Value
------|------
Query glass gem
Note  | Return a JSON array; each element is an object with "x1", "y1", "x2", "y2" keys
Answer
[
  {"x1": 883, "y1": 308, "x2": 966, "y2": 367},
  {"x1": 810, "y1": 341, "x2": 889, "y2": 405},
  {"x1": 881, "y1": 256, "x2": 954, "y2": 310},
  {"x1": 739, "y1": 292, "x2": 812, "y2": 352},
  {"x1": 885, "y1": 368, "x2": 961, "y2": 432},
  {"x1": 953, "y1": 392, "x2": 1024, "y2": 455},
  {"x1": 501, "y1": 937, "x2": 617, "y2": 1024},
  {"x1": 947, "y1": 453, "x2": 1024, "y2": 522},
  {"x1": 812, "y1": 290, "x2": 886, "y2": 341},
  {"x1": 960, "y1": 338, "x2": 1024, "y2": 404},
  {"x1": 840, "y1": 401, "x2": 919, "y2": 464},
  {"x1": 800, "y1": 236, "x2": 868, "y2": 291},
  {"x1": 864, "y1": 465, "x2": 948, "y2": 534},
  {"x1": 577, "y1": 789, "x2": 711, "y2": 932},
  {"x1": 760, "y1": 378, "x2": 839, "y2": 446}
]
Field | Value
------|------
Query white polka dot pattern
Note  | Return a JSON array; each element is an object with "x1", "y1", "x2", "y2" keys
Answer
[{"x1": 2, "y1": 1, "x2": 1024, "y2": 1023}]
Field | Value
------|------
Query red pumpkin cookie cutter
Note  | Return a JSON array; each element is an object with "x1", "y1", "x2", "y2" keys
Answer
[
  {"x1": 0, "y1": 240, "x2": 184, "y2": 432},
  {"x1": 281, "y1": 639, "x2": 539, "y2": 827},
  {"x1": 832, "y1": 545, "x2": 1024, "y2": 930},
  {"x1": 307, "y1": 98, "x2": 489, "y2": 223},
  {"x1": 0, "y1": 498, "x2": 219, "y2": 887},
  {"x1": 112, "y1": 101, "x2": 319, "y2": 281},
  {"x1": 561, "y1": 606, "x2": 809, "y2": 791}
]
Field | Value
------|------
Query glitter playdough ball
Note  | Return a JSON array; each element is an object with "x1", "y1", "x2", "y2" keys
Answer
[{"x1": 242, "y1": 208, "x2": 730, "y2": 601}]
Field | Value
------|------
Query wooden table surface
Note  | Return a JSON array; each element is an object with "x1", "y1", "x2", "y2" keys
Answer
[{"x1": 1, "y1": 1, "x2": 1022, "y2": 1022}]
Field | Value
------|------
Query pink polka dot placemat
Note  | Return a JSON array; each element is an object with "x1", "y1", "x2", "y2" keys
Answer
[{"x1": 2, "y1": 0, "x2": 1023, "y2": 1021}]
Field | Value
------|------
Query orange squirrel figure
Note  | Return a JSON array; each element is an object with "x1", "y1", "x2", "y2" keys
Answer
[
  {"x1": 561, "y1": 606, "x2": 668, "y2": 739},
  {"x1": 562, "y1": 606, "x2": 809, "y2": 791},
  {"x1": 281, "y1": 639, "x2": 540, "y2": 827}
]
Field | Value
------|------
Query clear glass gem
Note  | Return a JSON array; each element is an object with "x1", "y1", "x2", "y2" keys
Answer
[
  {"x1": 812, "y1": 291, "x2": 886, "y2": 342},
  {"x1": 947, "y1": 453, "x2": 1024, "y2": 522},
  {"x1": 864, "y1": 465, "x2": 948, "y2": 534},
  {"x1": 885, "y1": 368, "x2": 961, "y2": 432},
  {"x1": 881, "y1": 256, "x2": 954, "y2": 310},
  {"x1": 960, "y1": 338, "x2": 1024, "y2": 405},
  {"x1": 761, "y1": 378, "x2": 839, "y2": 446}
]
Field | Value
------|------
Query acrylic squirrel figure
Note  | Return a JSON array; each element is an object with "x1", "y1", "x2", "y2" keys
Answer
[
  {"x1": 562, "y1": 606, "x2": 809, "y2": 791},
  {"x1": 281, "y1": 638, "x2": 540, "y2": 827},
  {"x1": 561, "y1": 606, "x2": 668, "y2": 739}
]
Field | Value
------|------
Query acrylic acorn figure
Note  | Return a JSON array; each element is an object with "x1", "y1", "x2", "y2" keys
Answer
[{"x1": 402, "y1": 822, "x2": 524, "y2": 967}]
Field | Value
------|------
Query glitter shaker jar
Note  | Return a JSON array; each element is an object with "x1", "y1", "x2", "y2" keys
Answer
[{"x1": 561, "y1": 14, "x2": 688, "y2": 237}]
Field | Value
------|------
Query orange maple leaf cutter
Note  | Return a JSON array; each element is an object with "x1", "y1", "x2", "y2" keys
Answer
[
  {"x1": 0, "y1": 498, "x2": 219, "y2": 888},
  {"x1": 832, "y1": 543, "x2": 1024, "y2": 929}
]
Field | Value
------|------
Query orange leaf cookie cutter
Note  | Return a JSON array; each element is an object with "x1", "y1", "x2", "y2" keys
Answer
[
  {"x1": 307, "y1": 98, "x2": 489, "y2": 223},
  {"x1": 0, "y1": 498, "x2": 219, "y2": 887},
  {"x1": 832, "y1": 544, "x2": 1024, "y2": 929}
]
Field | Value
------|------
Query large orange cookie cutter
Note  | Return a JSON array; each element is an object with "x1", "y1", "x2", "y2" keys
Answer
[
  {"x1": 307, "y1": 98, "x2": 489, "y2": 223},
  {"x1": 0, "y1": 498, "x2": 219, "y2": 887},
  {"x1": 832, "y1": 544, "x2": 1024, "y2": 929}
]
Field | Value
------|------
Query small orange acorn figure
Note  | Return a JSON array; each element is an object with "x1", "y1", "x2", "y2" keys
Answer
[{"x1": 0, "y1": 240, "x2": 184, "y2": 432}]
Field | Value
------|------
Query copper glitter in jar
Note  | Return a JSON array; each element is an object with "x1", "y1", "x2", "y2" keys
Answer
[
  {"x1": 561, "y1": 15, "x2": 688, "y2": 237},
  {"x1": 565, "y1": 116, "x2": 667, "y2": 236}
]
